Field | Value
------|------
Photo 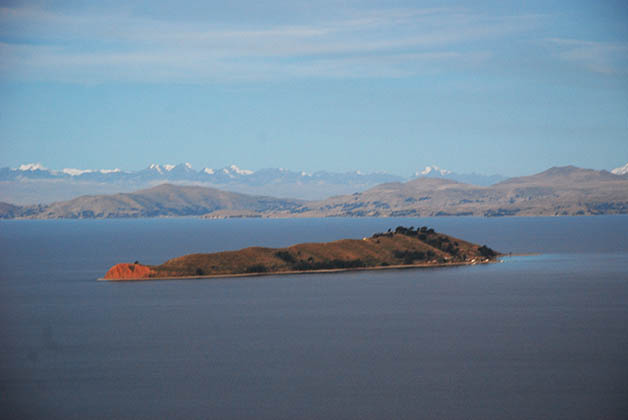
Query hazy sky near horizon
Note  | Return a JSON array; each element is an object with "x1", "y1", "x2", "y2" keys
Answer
[{"x1": 0, "y1": 0, "x2": 627, "y2": 176}]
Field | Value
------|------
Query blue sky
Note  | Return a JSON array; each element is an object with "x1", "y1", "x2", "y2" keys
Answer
[{"x1": 0, "y1": 0, "x2": 627, "y2": 176}]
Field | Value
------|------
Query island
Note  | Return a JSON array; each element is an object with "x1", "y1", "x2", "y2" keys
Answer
[{"x1": 102, "y1": 226, "x2": 500, "y2": 280}]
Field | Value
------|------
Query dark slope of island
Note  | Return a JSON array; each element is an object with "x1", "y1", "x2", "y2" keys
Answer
[
  {"x1": 2, "y1": 165, "x2": 628, "y2": 219},
  {"x1": 103, "y1": 226, "x2": 500, "y2": 280}
]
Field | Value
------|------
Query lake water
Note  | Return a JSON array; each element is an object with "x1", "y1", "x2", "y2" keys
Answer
[{"x1": 1, "y1": 216, "x2": 627, "y2": 419}]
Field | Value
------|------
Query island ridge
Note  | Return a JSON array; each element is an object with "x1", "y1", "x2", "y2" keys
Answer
[{"x1": 103, "y1": 226, "x2": 500, "y2": 280}]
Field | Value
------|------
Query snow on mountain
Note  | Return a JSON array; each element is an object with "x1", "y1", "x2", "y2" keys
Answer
[
  {"x1": 8, "y1": 162, "x2": 398, "y2": 184},
  {"x1": 18, "y1": 163, "x2": 47, "y2": 171},
  {"x1": 228, "y1": 164, "x2": 253, "y2": 175},
  {"x1": 159, "y1": 163, "x2": 192, "y2": 172},
  {"x1": 4, "y1": 161, "x2": 500, "y2": 189},
  {"x1": 413, "y1": 164, "x2": 505, "y2": 186},
  {"x1": 416, "y1": 165, "x2": 452, "y2": 177},
  {"x1": 172, "y1": 163, "x2": 193, "y2": 171},
  {"x1": 611, "y1": 163, "x2": 628, "y2": 175},
  {"x1": 148, "y1": 163, "x2": 164, "y2": 174},
  {"x1": 58, "y1": 167, "x2": 122, "y2": 176},
  {"x1": 146, "y1": 163, "x2": 194, "y2": 174},
  {"x1": 63, "y1": 168, "x2": 94, "y2": 176}
]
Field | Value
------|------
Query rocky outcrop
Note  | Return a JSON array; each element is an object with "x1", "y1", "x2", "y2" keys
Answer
[{"x1": 104, "y1": 263, "x2": 154, "y2": 280}]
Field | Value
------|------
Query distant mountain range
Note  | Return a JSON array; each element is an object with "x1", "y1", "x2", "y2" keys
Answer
[
  {"x1": 414, "y1": 165, "x2": 506, "y2": 186},
  {"x1": 1, "y1": 165, "x2": 627, "y2": 219},
  {"x1": 1, "y1": 162, "x2": 403, "y2": 185},
  {"x1": 2, "y1": 162, "x2": 506, "y2": 185},
  {"x1": 0, "y1": 162, "x2": 407, "y2": 204},
  {"x1": 4, "y1": 162, "x2": 623, "y2": 206},
  {"x1": 0, "y1": 162, "x2": 509, "y2": 204}
]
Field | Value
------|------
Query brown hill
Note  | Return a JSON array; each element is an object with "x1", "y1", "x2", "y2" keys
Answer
[
  {"x1": 0, "y1": 202, "x2": 24, "y2": 218},
  {"x1": 1, "y1": 183, "x2": 302, "y2": 219},
  {"x1": 293, "y1": 166, "x2": 628, "y2": 217},
  {"x1": 496, "y1": 166, "x2": 622, "y2": 185},
  {"x1": 103, "y1": 226, "x2": 500, "y2": 280}
]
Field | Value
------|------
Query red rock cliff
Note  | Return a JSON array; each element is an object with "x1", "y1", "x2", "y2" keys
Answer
[{"x1": 104, "y1": 263, "x2": 154, "y2": 280}]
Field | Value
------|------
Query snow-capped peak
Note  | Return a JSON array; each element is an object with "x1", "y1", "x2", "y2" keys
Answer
[
  {"x1": 203, "y1": 168, "x2": 215, "y2": 175},
  {"x1": 611, "y1": 162, "x2": 628, "y2": 175},
  {"x1": 229, "y1": 164, "x2": 253, "y2": 175},
  {"x1": 100, "y1": 168, "x2": 121, "y2": 174},
  {"x1": 18, "y1": 163, "x2": 47, "y2": 171},
  {"x1": 172, "y1": 162, "x2": 193, "y2": 172},
  {"x1": 163, "y1": 164, "x2": 175, "y2": 172},
  {"x1": 148, "y1": 164, "x2": 163, "y2": 174},
  {"x1": 417, "y1": 165, "x2": 452, "y2": 177},
  {"x1": 18, "y1": 164, "x2": 122, "y2": 176},
  {"x1": 63, "y1": 168, "x2": 93, "y2": 176}
]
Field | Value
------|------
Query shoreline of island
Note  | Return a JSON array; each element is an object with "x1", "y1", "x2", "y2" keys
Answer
[{"x1": 100, "y1": 258, "x2": 508, "y2": 282}]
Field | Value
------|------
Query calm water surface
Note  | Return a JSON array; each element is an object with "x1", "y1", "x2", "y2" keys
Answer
[{"x1": 1, "y1": 216, "x2": 627, "y2": 419}]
